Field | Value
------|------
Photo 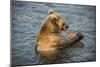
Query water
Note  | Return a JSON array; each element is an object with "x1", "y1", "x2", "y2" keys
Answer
[{"x1": 11, "y1": 1, "x2": 96, "y2": 66}]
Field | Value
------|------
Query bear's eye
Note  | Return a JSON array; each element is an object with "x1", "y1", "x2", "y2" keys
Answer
[
  {"x1": 51, "y1": 17, "x2": 57, "y2": 22},
  {"x1": 58, "y1": 16, "x2": 61, "y2": 19}
]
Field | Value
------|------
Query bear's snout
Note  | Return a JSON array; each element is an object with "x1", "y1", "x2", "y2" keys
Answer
[{"x1": 62, "y1": 24, "x2": 69, "y2": 31}]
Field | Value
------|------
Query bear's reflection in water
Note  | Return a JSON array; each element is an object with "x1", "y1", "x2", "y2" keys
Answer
[{"x1": 37, "y1": 42, "x2": 84, "y2": 64}]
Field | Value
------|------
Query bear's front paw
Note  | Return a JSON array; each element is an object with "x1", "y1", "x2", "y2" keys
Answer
[
  {"x1": 66, "y1": 31, "x2": 75, "y2": 40},
  {"x1": 76, "y1": 32, "x2": 84, "y2": 40}
]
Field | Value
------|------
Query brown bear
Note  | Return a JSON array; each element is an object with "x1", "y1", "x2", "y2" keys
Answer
[{"x1": 35, "y1": 10, "x2": 83, "y2": 63}]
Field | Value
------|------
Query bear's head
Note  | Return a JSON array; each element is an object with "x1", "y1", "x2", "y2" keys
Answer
[{"x1": 40, "y1": 9, "x2": 69, "y2": 33}]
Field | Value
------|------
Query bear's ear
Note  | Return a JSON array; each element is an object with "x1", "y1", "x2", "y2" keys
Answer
[{"x1": 48, "y1": 9, "x2": 55, "y2": 15}]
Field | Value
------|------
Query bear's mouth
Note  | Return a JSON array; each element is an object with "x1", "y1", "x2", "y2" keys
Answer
[{"x1": 61, "y1": 24, "x2": 69, "y2": 31}]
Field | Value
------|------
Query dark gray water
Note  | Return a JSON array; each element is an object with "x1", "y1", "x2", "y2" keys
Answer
[{"x1": 11, "y1": 1, "x2": 96, "y2": 66}]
